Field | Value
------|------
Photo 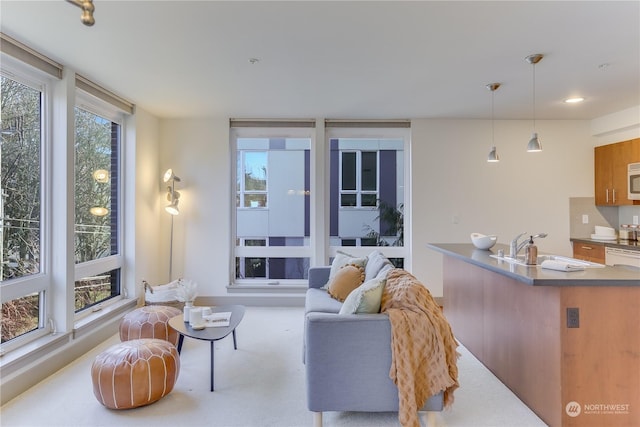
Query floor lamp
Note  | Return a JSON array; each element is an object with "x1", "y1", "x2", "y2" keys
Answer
[{"x1": 163, "y1": 169, "x2": 181, "y2": 280}]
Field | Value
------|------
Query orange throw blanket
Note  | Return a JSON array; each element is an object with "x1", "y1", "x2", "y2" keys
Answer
[{"x1": 381, "y1": 268, "x2": 459, "y2": 427}]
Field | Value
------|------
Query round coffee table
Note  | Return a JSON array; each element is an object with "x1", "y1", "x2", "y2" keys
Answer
[{"x1": 168, "y1": 304, "x2": 245, "y2": 391}]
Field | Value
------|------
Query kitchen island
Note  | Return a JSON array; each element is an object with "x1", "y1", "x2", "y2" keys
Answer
[{"x1": 428, "y1": 243, "x2": 639, "y2": 427}]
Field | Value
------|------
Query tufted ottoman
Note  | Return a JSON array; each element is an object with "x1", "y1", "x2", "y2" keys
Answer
[
  {"x1": 119, "y1": 305, "x2": 182, "y2": 346},
  {"x1": 91, "y1": 338, "x2": 180, "y2": 409}
]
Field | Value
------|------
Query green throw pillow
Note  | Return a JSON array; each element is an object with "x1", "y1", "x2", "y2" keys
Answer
[{"x1": 339, "y1": 276, "x2": 386, "y2": 314}]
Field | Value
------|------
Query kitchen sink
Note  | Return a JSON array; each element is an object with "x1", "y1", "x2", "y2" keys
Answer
[{"x1": 489, "y1": 253, "x2": 605, "y2": 268}]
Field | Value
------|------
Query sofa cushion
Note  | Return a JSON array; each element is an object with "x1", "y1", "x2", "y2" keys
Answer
[
  {"x1": 305, "y1": 288, "x2": 343, "y2": 314},
  {"x1": 324, "y1": 251, "x2": 368, "y2": 288},
  {"x1": 339, "y1": 276, "x2": 386, "y2": 314},
  {"x1": 365, "y1": 250, "x2": 394, "y2": 282},
  {"x1": 327, "y1": 264, "x2": 365, "y2": 302}
]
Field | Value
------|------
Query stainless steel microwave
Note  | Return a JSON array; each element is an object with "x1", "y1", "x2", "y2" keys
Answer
[{"x1": 630, "y1": 162, "x2": 640, "y2": 200}]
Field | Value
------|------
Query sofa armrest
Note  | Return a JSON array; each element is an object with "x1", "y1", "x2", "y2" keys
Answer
[
  {"x1": 305, "y1": 312, "x2": 399, "y2": 412},
  {"x1": 308, "y1": 267, "x2": 330, "y2": 289}
]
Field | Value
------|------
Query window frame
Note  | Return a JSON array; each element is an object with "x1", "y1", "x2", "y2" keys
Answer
[
  {"x1": 230, "y1": 126, "x2": 314, "y2": 286},
  {"x1": 0, "y1": 56, "x2": 53, "y2": 350},
  {"x1": 339, "y1": 149, "x2": 379, "y2": 208},
  {"x1": 326, "y1": 126, "x2": 411, "y2": 266},
  {"x1": 72, "y1": 90, "x2": 124, "y2": 319}
]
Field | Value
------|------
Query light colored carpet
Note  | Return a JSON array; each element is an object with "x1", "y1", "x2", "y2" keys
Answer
[{"x1": 1, "y1": 307, "x2": 547, "y2": 427}]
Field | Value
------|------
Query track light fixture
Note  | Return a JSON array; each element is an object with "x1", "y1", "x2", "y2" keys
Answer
[{"x1": 66, "y1": 0, "x2": 95, "y2": 26}]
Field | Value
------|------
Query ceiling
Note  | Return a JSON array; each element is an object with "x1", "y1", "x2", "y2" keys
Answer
[{"x1": 1, "y1": 1, "x2": 639, "y2": 120}]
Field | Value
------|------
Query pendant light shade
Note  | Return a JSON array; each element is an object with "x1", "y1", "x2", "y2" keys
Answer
[
  {"x1": 525, "y1": 54, "x2": 543, "y2": 152},
  {"x1": 527, "y1": 132, "x2": 542, "y2": 152},
  {"x1": 486, "y1": 83, "x2": 501, "y2": 162},
  {"x1": 487, "y1": 146, "x2": 500, "y2": 162}
]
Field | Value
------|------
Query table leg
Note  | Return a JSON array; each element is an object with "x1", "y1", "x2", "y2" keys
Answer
[
  {"x1": 232, "y1": 329, "x2": 238, "y2": 350},
  {"x1": 211, "y1": 341, "x2": 215, "y2": 391},
  {"x1": 177, "y1": 334, "x2": 184, "y2": 354}
]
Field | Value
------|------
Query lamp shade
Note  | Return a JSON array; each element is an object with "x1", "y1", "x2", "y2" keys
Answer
[
  {"x1": 165, "y1": 200, "x2": 179, "y2": 215},
  {"x1": 527, "y1": 132, "x2": 542, "y2": 152},
  {"x1": 487, "y1": 146, "x2": 500, "y2": 162},
  {"x1": 163, "y1": 168, "x2": 180, "y2": 183}
]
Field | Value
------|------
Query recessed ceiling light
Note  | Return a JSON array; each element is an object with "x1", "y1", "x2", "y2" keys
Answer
[{"x1": 564, "y1": 97, "x2": 585, "y2": 104}]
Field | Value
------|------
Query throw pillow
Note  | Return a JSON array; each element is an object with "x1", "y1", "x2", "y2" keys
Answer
[
  {"x1": 339, "y1": 276, "x2": 386, "y2": 314},
  {"x1": 364, "y1": 250, "x2": 394, "y2": 282},
  {"x1": 323, "y1": 250, "x2": 368, "y2": 289},
  {"x1": 327, "y1": 264, "x2": 365, "y2": 302}
]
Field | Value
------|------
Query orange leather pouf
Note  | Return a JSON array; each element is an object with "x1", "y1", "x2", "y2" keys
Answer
[
  {"x1": 91, "y1": 338, "x2": 180, "y2": 409},
  {"x1": 119, "y1": 305, "x2": 182, "y2": 346}
]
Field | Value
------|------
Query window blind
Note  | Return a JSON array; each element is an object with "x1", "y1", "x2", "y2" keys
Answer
[
  {"x1": 230, "y1": 119, "x2": 316, "y2": 128},
  {"x1": 325, "y1": 119, "x2": 411, "y2": 128},
  {"x1": 75, "y1": 74, "x2": 134, "y2": 115},
  {"x1": 0, "y1": 32, "x2": 63, "y2": 79}
]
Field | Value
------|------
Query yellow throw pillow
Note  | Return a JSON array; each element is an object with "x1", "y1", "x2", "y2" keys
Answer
[{"x1": 327, "y1": 264, "x2": 365, "y2": 302}]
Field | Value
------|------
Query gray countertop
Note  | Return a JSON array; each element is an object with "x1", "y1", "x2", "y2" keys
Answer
[{"x1": 427, "y1": 243, "x2": 640, "y2": 287}]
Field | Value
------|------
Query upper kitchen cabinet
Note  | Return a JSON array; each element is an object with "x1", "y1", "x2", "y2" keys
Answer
[{"x1": 595, "y1": 138, "x2": 640, "y2": 206}]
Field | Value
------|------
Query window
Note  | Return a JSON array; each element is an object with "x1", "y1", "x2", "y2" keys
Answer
[
  {"x1": 0, "y1": 36, "x2": 133, "y2": 362},
  {"x1": 231, "y1": 121, "x2": 410, "y2": 283},
  {"x1": 328, "y1": 126, "x2": 409, "y2": 268},
  {"x1": 0, "y1": 71, "x2": 48, "y2": 344},
  {"x1": 73, "y1": 98, "x2": 122, "y2": 314},
  {"x1": 232, "y1": 126, "x2": 312, "y2": 284},
  {"x1": 340, "y1": 150, "x2": 378, "y2": 207}
]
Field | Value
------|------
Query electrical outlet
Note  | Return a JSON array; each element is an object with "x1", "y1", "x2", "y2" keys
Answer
[
  {"x1": 567, "y1": 307, "x2": 580, "y2": 328},
  {"x1": 582, "y1": 214, "x2": 589, "y2": 224},
  {"x1": 633, "y1": 215, "x2": 639, "y2": 225}
]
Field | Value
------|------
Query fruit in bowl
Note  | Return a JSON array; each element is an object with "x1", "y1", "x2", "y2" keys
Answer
[{"x1": 470, "y1": 233, "x2": 497, "y2": 250}]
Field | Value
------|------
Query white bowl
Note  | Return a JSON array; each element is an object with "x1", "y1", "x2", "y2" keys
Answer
[{"x1": 470, "y1": 233, "x2": 498, "y2": 250}]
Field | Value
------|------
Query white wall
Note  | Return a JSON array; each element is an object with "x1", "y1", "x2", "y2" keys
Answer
[
  {"x1": 131, "y1": 108, "x2": 162, "y2": 298},
  {"x1": 411, "y1": 119, "x2": 596, "y2": 296},
  {"x1": 156, "y1": 107, "x2": 639, "y2": 299},
  {"x1": 159, "y1": 118, "x2": 231, "y2": 296}
]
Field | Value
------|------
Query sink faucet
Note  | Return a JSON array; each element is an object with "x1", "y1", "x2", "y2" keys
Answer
[{"x1": 509, "y1": 232, "x2": 548, "y2": 258}]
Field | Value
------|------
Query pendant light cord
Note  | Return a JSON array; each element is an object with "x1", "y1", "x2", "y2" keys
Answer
[{"x1": 532, "y1": 62, "x2": 536, "y2": 132}]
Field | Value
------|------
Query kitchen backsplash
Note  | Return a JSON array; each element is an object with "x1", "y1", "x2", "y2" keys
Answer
[{"x1": 569, "y1": 197, "x2": 640, "y2": 238}]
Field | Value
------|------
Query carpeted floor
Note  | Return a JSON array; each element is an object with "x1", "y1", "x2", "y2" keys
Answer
[{"x1": 1, "y1": 307, "x2": 547, "y2": 427}]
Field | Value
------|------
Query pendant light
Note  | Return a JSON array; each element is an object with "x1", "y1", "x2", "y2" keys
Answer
[
  {"x1": 525, "y1": 54, "x2": 543, "y2": 152},
  {"x1": 486, "y1": 83, "x2": 501, "y2": 162}
]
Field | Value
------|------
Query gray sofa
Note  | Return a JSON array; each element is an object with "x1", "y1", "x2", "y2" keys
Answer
[{"x1": 304, "y1": 250, "x2": 444, "y2": 426}]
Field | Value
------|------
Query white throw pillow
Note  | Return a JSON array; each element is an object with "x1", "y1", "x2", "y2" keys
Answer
[
  {"x1": 364, "y1": 250, "x2": 393, "y2": 282},
  {"x1": 339, "y1": 276, "x2": 386, "y2": 314}
]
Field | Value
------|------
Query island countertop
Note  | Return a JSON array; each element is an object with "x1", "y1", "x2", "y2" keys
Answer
[{"x1": 427, "y1": 243, "x2": 639, "y2": 286}]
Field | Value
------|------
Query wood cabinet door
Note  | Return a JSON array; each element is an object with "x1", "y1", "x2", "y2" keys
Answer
[
  {"x1": 594, "y1": 144, "x2": 613, "y2": 206},
  {"x1": 595, "y1": 138, "x2": 640, "y2": 206},
  {"x1": 572, "y1": 242, "x2": 605, "y2": 264}
]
